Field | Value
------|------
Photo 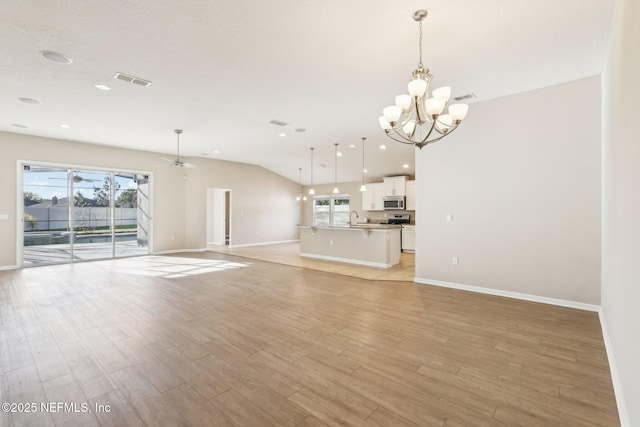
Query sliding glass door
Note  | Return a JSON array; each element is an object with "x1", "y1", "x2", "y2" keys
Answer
[{"x1": 22, "y1": 165, "x2": 151, "y2": 266}]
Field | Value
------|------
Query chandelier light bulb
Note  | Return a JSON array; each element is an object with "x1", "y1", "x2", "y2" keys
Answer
[
  {"x1": 425, "y1": 97, "x2": 446, "y2": 116},
  {"x1": 379, "y1": 10, "x2": 468, "y2": 149},
  {"x1": 408, "y1": 79, "x2": 428, "y2": 97},
  {"x1": 379, "y1": 116, "x2": 392, "y2": 130},
  {"x1": 383, "y1": 106, "x2": 402, "y2": 124},
  {"x1": 449, "y1": 103, "x2": 469, "y2": 121},
  {"x1": 432, "y1": 86, "x2": 451, "y2": 102},
  {"x1": 395, "y1": 94, "x2": 412, "y2": 111}
]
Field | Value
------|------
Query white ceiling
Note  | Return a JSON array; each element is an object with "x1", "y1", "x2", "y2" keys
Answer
[{"x1": 1, "y1": 0, "x2": 613, "y2": 185}]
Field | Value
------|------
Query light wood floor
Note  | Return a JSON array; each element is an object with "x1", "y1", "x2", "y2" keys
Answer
[
  {"x1": 208, "y1": 242, "x2": 416, "y2": 281},
  {"x1": 0, "y1": 252, "x2": 619, "y2": 426}
]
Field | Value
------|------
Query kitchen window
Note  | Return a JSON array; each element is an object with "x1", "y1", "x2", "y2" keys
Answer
[{"x1": 313, "y1": 194, "x2": 350, "y2": 226}]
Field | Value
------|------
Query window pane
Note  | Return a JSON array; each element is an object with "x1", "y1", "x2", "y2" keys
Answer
[
  {"x1": 332, "y1": 195, "x2": 350, "y2": 226},
  {"x1": 314, "y1": 197, "x2": 330, "y2": 226}
]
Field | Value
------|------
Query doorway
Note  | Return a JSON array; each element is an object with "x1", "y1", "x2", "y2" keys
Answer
[
  {"x1": 21, "y1": 164, "x2": 151, "y2": 266},
  {"x1": 207, "y1": 188, "x2": 231, "y2": 246}
]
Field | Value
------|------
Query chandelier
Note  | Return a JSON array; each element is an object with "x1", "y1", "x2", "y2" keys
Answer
[{"x1": 379, "y1": 10, "x2": 469, "y2": 149}]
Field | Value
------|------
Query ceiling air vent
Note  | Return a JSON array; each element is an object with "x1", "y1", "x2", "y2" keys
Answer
[
  {"x1": 269, "y1": 119, "x2": 288, "y2": 126},
  {"x1": 453, "y1": 93, "x2": 476, "y2": 102},
  {"x1": 114, "y1": 72, "x2": 152, "y2": 87}
]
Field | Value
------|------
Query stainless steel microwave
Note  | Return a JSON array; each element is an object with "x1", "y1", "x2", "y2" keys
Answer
[{"x1": 383, "y1": 196, "x2": 405, "y2": 210}]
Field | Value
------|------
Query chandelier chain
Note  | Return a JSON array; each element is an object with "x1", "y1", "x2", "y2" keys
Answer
[{"x1": 418, "y1": 19, "x2": 423, "y2": 68}]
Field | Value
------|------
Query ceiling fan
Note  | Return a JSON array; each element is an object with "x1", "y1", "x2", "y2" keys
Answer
[{"x1": 160, "y1": 129, "x2": 196, "y2": 168}]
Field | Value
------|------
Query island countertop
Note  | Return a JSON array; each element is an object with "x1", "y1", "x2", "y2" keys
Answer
[{"x1": 298, "y1": 224, "x2": 401, "y2": 268}]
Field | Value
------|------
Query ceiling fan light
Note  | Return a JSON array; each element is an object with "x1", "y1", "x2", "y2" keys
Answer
[
  {"x1": 449, "y1": 103, "x2": 469, "y2": 121},
  {"x1": 425, "y1": 97, "x2": 446, "y2": 116},
  {"x1": 379, "y1": 116, "x2": 392, "y2": 130},
  {"x1": 432, "y1": 86, "x2": 451, "y2": 102},
  {"x1": 408, "y1": 78, "x2": 428, "y2": 97},
  {"x1": 383, "y1": 105, "x2": 402, "y2": 123},
  {"x1": 395, "y1": 94, "x2": 412, "y2": 111}
]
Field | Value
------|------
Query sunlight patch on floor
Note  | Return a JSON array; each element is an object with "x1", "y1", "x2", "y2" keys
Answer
[{"x1": 109, "y1": 255, "x2": 251, "y2": 278}]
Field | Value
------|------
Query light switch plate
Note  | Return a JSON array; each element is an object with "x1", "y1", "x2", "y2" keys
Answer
[{"x1": 446, "y1": 214, "x2": 453, "y2": 223}]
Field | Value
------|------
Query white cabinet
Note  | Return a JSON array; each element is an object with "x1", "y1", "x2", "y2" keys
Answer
[
  {"x1": 361, "y1": 182, "x2": 385, "y2": 211},
  {"x1": 405, "y1": 180, "x2": 416, "y2": 210},
  {"x1": 384, "y1": 176, "x2": 408, "y2": 196}
]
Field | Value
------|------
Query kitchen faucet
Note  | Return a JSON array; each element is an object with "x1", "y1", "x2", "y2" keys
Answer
[{"x1": 350, "y1": 211, "x2": 359, "y2": 226}]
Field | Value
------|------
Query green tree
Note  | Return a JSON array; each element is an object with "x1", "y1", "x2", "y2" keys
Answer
[
  {"x1": 92, "y1": 176, "x2": 120, "y2": 207},
  {"x1": 23, "y1": 192, "x2": 43, "y2": 206},
  {"x1": 116, "y1": 188, "x2": 137, "y2": 207}
]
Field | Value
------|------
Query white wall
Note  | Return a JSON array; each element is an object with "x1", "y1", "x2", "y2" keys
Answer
[
  {"x1": 0, "y1": 131, "x2": 300, "y2": 267},
  {"x1": 415, "y1": 76, "x2": 602, "y2": 305},
  {"x1": 601, "y1": 0, "x2": 640, "y2": 424}
]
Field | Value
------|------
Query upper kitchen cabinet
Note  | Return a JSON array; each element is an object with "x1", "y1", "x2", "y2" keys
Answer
[
  {"x1": 362, "y1": 182, "x2": 385, "y2": 211},
  {"x1": 405, "y1": 180, "x2": 416, "y2": 210},
  {"x1": 384, "y1": 176, "x2": 408, "y2": 197}
]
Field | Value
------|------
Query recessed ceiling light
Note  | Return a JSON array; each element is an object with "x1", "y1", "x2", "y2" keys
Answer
[
  {"x1": 40, "y1": 50, "x2": 72, "y2": 64},
  {"x1": 337, "y1": 152, "x2": 342, "y2": 157},
  {"x1": 60, "y1": 124, "x2": 71, "y2": 129},
  {"x1": 11, "y1": 124, "x2": 28, "y2": 128},
  {"x1": 349, "y1": 144, "x2": 356, "y2": 148},
  {"x1": 403, "y1": 164, "x2": 410, "y2": 168},
  {"x1": 213, "y1": 150, "x2": 220, "y2": 154},
  {"x1": 95, "y1": 84, "x2": 111, "y2": 91},
  {"x1": 380, "y1": 145, "x2": 386, "y2": 150},
  {"x1": 279, "y1": 133, "x2": 287, "y2": 137},
  {"x1": 19, "y1": 97, "x2": 40, "y2": 105},
  {"x1": 363, "y1": 168, "x2": 368, "y2": 173}
]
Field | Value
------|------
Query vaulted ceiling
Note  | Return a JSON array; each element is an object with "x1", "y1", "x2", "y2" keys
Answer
[{"x1": 1, "y1": 0, "x2": 613, "y2": 184}]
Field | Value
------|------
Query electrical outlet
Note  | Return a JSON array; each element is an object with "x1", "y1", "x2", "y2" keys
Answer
[
  {"x1": 446, "y1": 214, "x2": 453, "y2": 223},
  {"x1": 452, "y1": 257, "x2": 459, "y2": 265}
]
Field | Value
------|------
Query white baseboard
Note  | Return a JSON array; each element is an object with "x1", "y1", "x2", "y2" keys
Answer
[
  {"x1": 300, "y1": 252, "x2": 393, "y2": 269},
  {"x1": 0, "y1": 264, "x2": 18, "y2": 271},
  {"x1": 152, "y1": 248, "x2": 208, "y2": 255},
  {"x1": 229, "y1": 239, "x2": 299, "y2": 249},
  {"x1": 413, "y1": 277, "x2": 600, "y2": 312},
  {"x1": 599, "y1": 309, "x2": 630, "y2": 427}
]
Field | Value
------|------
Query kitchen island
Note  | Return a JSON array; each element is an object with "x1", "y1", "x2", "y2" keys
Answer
[{"x1": 298, "y1": 224, "x2": 401, "y2": 268}]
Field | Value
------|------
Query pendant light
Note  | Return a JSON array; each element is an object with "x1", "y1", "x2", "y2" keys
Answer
[
  {"x1": 296, "y1": 168, "x2": 303, "y2": 201},
  {"x1": 308, "y1": 147, "x2": 315, "y2": 195},
  {"x1": 333, "y1": 143, "x2": 340, "y2": 194},
  {"x1": 360, "y1": 137, "x2": 367, "y2": 192}
]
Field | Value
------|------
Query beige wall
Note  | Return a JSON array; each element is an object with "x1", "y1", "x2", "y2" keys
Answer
[
  {"x1": 0, "y1": 131, "x2": 300, "y2": 267},
  {"x1": 415, "y1": 76, "x2": 602, "y2": 304},
  {"x1": 601, "y1": 0, "x2": 640, "y2": 423}
]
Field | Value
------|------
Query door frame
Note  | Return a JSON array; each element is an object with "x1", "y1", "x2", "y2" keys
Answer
[{"x1": 207, "y1": 188, "x2": 231, "y2": 247}]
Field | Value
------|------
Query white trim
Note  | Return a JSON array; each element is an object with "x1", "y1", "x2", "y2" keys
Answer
[
  {"x1": 0, "y1": 265, "x2": 18, "y2": 271},
  {"x1": 413, "y1": 277, "x2": 600, "y2": 312},
  {"x1": 301, "y1": 252, "x2": 393, "y2": 268},
  {"x1": 152, "y1": 248, "x2": 208, "y2": 255},
  {"x1": 229, "y1": 239, "x2": 299, "y2": 249},
  {"x1": 599, "y1": 309, "x2": 630, "y2": 427}
]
